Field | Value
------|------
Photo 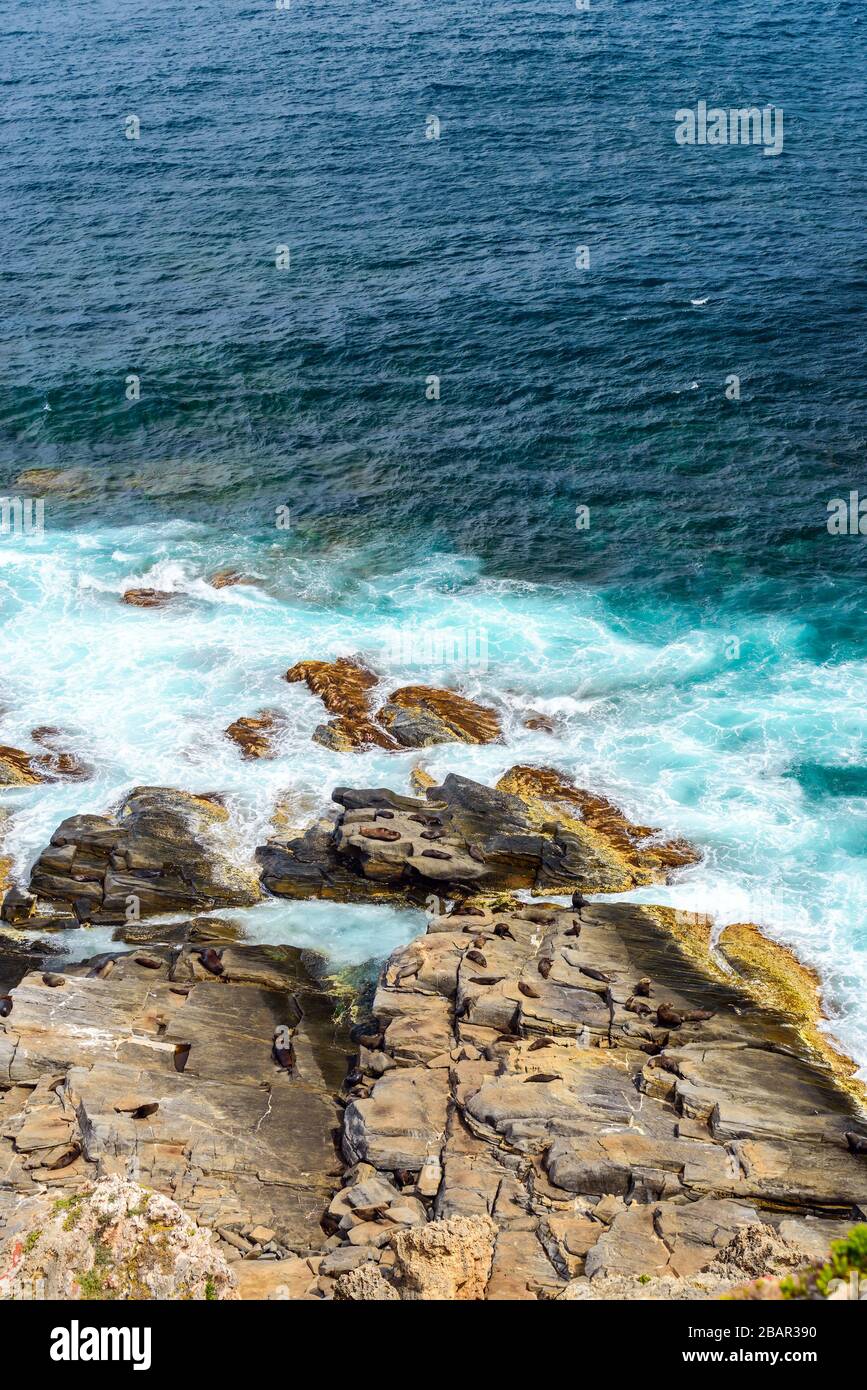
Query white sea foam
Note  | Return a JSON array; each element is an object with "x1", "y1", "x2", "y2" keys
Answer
[{"x1": 2, "y1": 522, "x2": 867, "y2": 1072}]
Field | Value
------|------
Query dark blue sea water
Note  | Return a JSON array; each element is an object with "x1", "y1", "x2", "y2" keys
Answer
[{"x1": 1, "y1": 0, "x2": 866, "y2": 1062}]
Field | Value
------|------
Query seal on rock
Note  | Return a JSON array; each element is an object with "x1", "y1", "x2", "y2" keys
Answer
[
  {"x1": 273, "y1": 1025, "x2": 296, "y2": 1071},
  {"x1": 656, "y1": 1002, "x2": 683, "y2": 1028},
  {"x1": 198, "y1": 947, "x2": 224, "y2": 976}
]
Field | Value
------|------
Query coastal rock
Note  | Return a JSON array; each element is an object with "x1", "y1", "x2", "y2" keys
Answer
[
  {"x1": 716, "y1": 921, "x2": 862, "y2": 1097},
  {"x1": 0, "y1": 927, "x2": 64, "y2": 995},
  {"x1": 343, "y1": 1067, "x2": 450, "y2": 1170},
  {"x1": 328, "y1": 897, "x2": 867, "y2": 1299},
  {"x1": 377, "y1": 686, "x2": 501, "y2": 748},
  {"x1": 1, "y1": 886, "x2": 38, "y2": 925},
  {"x1": 334, "y1": 1265, "x2": 400, "y2": 1300},
  {"x1": 0, "y1": 736, "x2": 89, "y2": 787},
  {"x1": 111, "y1": 915, "x2": 245, "y2": 948},
  {"x1": 0, "y1": 1175, "x2": 237, "y2": 1300},
  {"x1": 711, "y1": 1223, "x2": 805, "y2": 1279},
  {"x1": 285, "y1": 656, "x2": 501, "y2": 752},
  {"x1": 208, "y1": 569, "x2": 257, "y2": 589},
  {"x1": 225, "y1": 711, "x2": 283, "y2": 759},
  {"x1": 286, "y1": 657, "x2": 396, "y2": 750},
  {"x1": 257, "y1": 771, "x2": 699, "y2": 902},
  {"x1": 0, "y1": 745, "x2": 43, "y2": 786},
  {"x1": 391, "y1": 1214, "x2": 496, "y2": 1300},
  {"x1": 0, "y1": 943, "x2": 348, "y2": 1257},
  {"x1": 121, "y1": 589, "x2": 178, "y2": 609},
  {"x1": 29, "y1": 787, "x2": 261, "y2": 918},
  {"x1": 497, "y1": 765, "x2": 701, "y2": 887},
  {"x1": 522, "y1": 711, "x2": 556, "y2": 733}
]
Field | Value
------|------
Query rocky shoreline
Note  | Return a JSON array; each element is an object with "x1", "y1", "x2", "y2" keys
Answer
[{"x1": 0, "y1": 717, "x2": 865, "y2": 1299}]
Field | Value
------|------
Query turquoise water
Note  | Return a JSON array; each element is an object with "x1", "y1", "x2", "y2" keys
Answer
[
  {"x1": 1, "y1": 2, "x2": 865, "y2": 1066},
  {"x1": 2, "y1": 521, "x2": 867, "y2": 1070}
]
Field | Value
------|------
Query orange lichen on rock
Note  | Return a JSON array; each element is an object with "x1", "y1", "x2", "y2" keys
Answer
[
  {"x1": 497, "y1": 764, "x2": 701, "y2": 885},
  {"x1": 0, "y1": 745, "x2": 43, "y2": 786},
  {"x1": 718, "y1": 921, "x2": 865, "y2": 1104},
  {"x1": 121, "y1": 589, "x2": 177, "y2": 609},
  {"x1": 378, "y1": 685, "x2": 501, "y2": 745},
  {"x1": 0, "y1": 735, "x2": 89, "y2": 786},
  {"x1": 225, "y1": 711, "x2": 282, "y2": 759},
  {"x1": 285, "y1": 659, "x2": 502, "y2": 752},
  {"x1": 285, "y1": 657, "x2": 397, "y2": 750}
]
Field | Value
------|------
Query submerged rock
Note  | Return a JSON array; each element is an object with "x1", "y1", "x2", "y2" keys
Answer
[
  {"x1": 0, "y1": 736, "x2": 89, "y2": 786},
  {"x1": 29, "y1": 786, "x2": 261, "y2": 918},
  {"x1": 208, "y1": 569, "x2": 257, "y2": 589}
]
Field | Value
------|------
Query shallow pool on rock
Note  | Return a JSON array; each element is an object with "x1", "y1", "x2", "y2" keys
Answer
[{"x1": 50, "y1": 898, "x2": 426, "y2": 978}]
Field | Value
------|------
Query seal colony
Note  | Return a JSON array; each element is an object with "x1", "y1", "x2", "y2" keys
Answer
[{"x1": 0, "y1": 744, "x2": 865, "y2": 1298}]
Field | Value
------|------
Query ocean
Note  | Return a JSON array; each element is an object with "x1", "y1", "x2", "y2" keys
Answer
[{"x1": 1, "y1": 1, "x2": 865, "y2": 1066}]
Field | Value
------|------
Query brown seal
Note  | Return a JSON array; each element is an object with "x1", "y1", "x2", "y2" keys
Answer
[
  {"x1": 273, "y1": 1025, "x2": 296, "y2": 1071},
  {"x1": 198, "y1": 947, "x2": 224, "y2": 976},
  {"x1": 656, "y1": 1002, "x2": 683, "y2": 1028}
]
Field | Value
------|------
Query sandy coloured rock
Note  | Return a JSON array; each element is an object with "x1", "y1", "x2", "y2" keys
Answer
[{"x1": 0, "y1": 1175, "x2": 237, "y2": 1300}]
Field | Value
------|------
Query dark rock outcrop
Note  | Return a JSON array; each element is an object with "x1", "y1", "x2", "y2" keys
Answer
[
  {"x1": 257, "y1": 771, "x2": 697, "y2": 902},
  {"x1": 29, "y1": 787, "x2": 261, "y2": 919}
]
